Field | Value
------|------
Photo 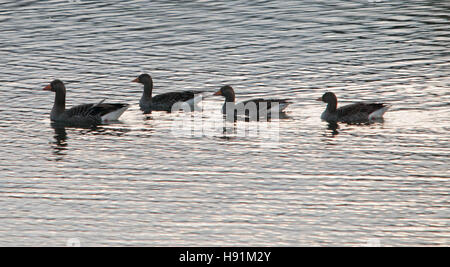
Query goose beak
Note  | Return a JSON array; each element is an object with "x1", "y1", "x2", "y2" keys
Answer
[
  {"x1": 43, "y1": 84, "x2": 52, "y2": 91},
  {"x1": 315, "y1": 97, "x2": 322, "y2": 101},
  {"x1": 213, "y1": 90, "x2": 222, "y2": 96},
  {"x1": 132, "y1": 78, "x2": 139, "y2": 83}
]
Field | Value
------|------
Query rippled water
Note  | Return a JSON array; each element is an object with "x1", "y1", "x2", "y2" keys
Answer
[{"x1": 0, "y1": 0, "x2": 449, "y2": 246}]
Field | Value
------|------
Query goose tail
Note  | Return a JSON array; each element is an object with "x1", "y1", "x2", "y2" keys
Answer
[
  {"x1": 368, "y1": 104, "x2": 390, "y2": 120},
  {"x1": 101, "y1": 104, "x2": 130, "y2": 122}
]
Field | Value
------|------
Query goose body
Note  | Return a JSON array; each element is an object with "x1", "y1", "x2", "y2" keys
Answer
[
  {"x1": 317, "y1": 92, "x2": 389, "y2": 123},
  {"x1": 43, "y1": 80, "x2": 129, "y2": 126},
  {"x1": 133, "y1": 74, "x2": 203, "y2": 113},
  {"x1": 214, "y1": 85, "x2": 291, "y2": 119}
]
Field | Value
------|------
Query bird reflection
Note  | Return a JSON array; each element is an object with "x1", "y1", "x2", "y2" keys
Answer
[
  {"x1": 79, "y1": 125, "x2": 130, "y2": 137},
  {"x1": 221, "y1": 122, "x2": 236, "y2": 139},
  {"x1": 216, "y1": 117, "x2": 237, "y2": 140},
  {"x1": 217, "y1": 112, "x2": 290, "y2": 141},
  {"x1": 51, "y1": 123, "x2": 69, "y2": 160},
  {"x1": 327, "y1": 122, "x2": 339, "y2": 137},
  {"x1": 323, "y1": 118, "x2": 386, "y2": 138},
  {"x1": 143, "y1": 114, "x2": 154, "y2": 121},
  {"x1": 50, "y1": 122, "x2": 131, "y2": 161}
]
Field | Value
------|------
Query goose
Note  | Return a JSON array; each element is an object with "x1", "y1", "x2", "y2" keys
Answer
[
  {"x1": 43, "y1": 79, "x2": 129, "y2": 126},
  {"x1": 213, "y1": 85, "x2": 291, "y2": 119},
  {"x1": 132, "y1": 74, "x2": 204, "y2": 113},
  {"x1": 316, "y1": 92, "x2": 389, "y2": 123}
]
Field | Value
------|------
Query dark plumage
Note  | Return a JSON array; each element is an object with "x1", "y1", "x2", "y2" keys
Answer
[
  {"x1": 317, "y1": 92, "x2": 389, "y2": 123},
  {"x1": 132, "y1": 74, "x2": 203, "y2": 113},
  {"x1": 43, "y1": 80, "x2": 129, "y2": 126},
  {"x1": 213, "y1": 85, "x2": 291, "y2": 119}
]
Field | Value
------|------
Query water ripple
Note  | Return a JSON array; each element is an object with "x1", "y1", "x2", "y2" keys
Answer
[{"x1": 0, "y1": 0, "x2": 448, "y2": 246}]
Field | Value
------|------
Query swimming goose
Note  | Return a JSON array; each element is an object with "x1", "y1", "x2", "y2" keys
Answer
[
  {"x1": 132, "y1": 74, "x2": 203, "y2": 113},
  {"x1": 316, "y1": 92, "x2": 389, "y2": 123},
  {"x1": 213, "y1": 85, "x2": 291, "y2": 119},
  {"x1": 43, "y1": 79, "x2": 129, "y2": 126}
]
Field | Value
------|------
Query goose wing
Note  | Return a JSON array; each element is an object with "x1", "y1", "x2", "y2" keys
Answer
[
  {"x1": 337, "y1": 102, "x2": 387, "y2": 122},
  {"x1": 338, "y1": 103, "x2": 385, "y2": 117},
  {"x1": 65, "y1": 103, "x2": 128, "y2": 120},
  {"x1": 152, "y1": 90, "x2": 203, "y2": 105},
  {"x1": 241, "y1": 98, "x2": 291, "y2": 110}
]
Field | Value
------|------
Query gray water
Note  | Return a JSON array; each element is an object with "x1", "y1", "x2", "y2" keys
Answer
[{"x1": 0, "y1": 0, "x2": 449, "y2": 246}]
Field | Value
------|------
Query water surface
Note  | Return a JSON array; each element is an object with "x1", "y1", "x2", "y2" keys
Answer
[{"x1": 0, "y1": 0, "x2": 449, "y2": 246}]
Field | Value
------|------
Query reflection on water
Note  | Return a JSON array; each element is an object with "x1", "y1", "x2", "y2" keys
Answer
[
  {"x1": 326, "y1": 122, "x2": 340, "y2": 137},
  {"x1": 50, "y1": 123, "x2": 133, "y2": 160},
  {"x1": 78, "y1": 125, "x2": 131, "y2": 137},
  {"x1": 51, "y1": 124, "x2": 68, "y2": 160},
  {"x1": 324, "y1": 118, "x2": 387, "y2": 137},
  {"x1": 0, "y1": 0, "x2": 449, "y2": 246}
]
